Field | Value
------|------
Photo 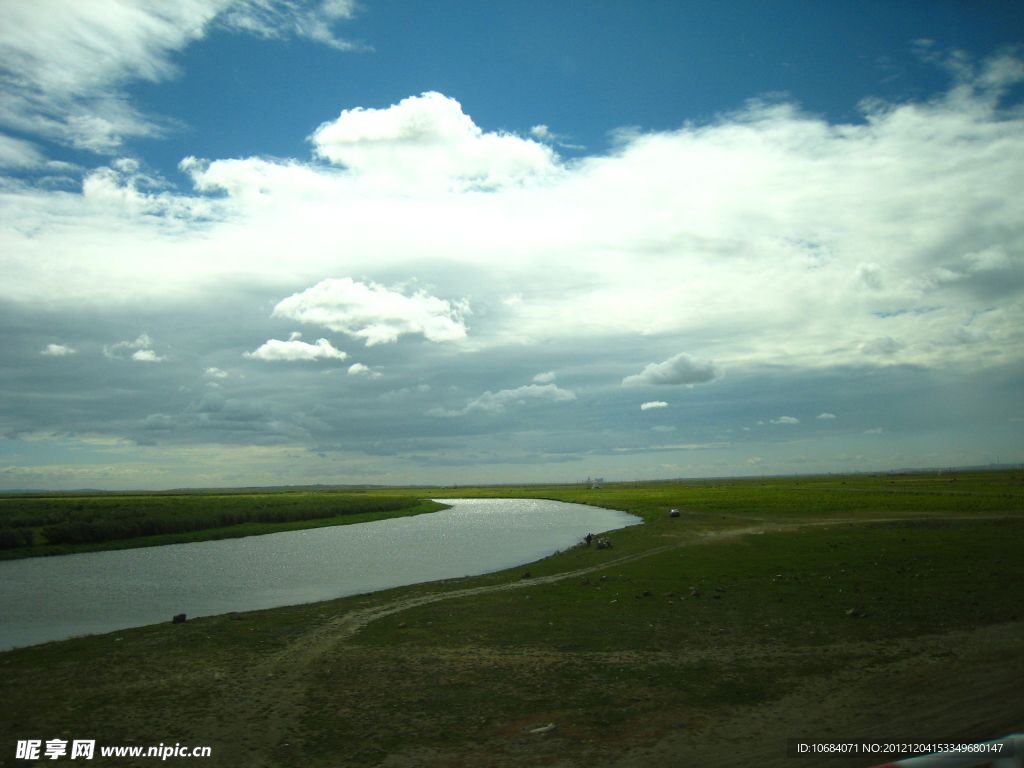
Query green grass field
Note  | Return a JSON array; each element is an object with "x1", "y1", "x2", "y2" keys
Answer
[{"x1": 0, "y1": 469, "x2": 1021, "y2": 767}]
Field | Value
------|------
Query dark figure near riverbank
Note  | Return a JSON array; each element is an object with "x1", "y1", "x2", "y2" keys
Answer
[{"x1": 585, "y1": 533, "x2": 593, "y2": 547}]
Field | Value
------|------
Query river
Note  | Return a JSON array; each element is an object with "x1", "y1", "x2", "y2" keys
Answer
[{"x1": 0, "y1": 497, "x2": 640, "y2": 651}]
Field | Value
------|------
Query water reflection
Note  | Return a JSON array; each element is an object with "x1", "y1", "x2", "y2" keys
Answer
[{"x1": 0, "y1": 498, "x2": 640, "y2": 650}]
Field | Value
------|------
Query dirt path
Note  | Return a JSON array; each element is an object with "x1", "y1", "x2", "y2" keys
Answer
[
  {"x1": 191, "y1": 523, "x2": 778, "y2": 765},
  {"x1": 192, "y1": 534, "x2": 705, "y2": 765}
]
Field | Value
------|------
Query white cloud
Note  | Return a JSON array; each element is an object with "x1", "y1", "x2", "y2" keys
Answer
[
  {"x1": 964, "y1": 246, "x2": 1011, "y2": 272},
  {"x1": 651, "y1": 425, "x2": 676, "y2": 432},
  {"x1": 204, "y1": 367, "x2": 228, "y2": 378},
  {"x1": 532, "y1": 371, "x2": 556, "y2": 383},
  {"x1": 0, "y1": 134, "x2": 45, "y2": 168},
  {"x1": 244, "y1": 337, "x2": 348, "y2": 362},
  {"x1": 529, "y1": 124, "x2": 585, "y2": 150},
  {"x1": 623, "y1": 353, "x2": 722, "y2": 387},
  {"x1": 0, "y1": 39, "x2": 1021, "y2": 487},
  {"x1": 309, "y1": 92, "x2": 559, "y2": 193},
  {"x1": 640, "y1": 401, "x2": 668, "y2": 410},
  {"x1": 131, "y1": 349, "x2": 164, "y2": 362},
  {"x1": 104, "y1": 333, "x2": 160, "y2": 360},
  {"x1": 864, "y1": 427, "x2": 884, "y2": 434},
  {"x1": 816, "y1": 413, "x2": 836, "y2": 419},
  {"x1": 530, "y1": 125, "x2": 554, "y2": 141},
  {"x1": 217, "y1": 0, "x2": 362, "y2": 51},
  {"x1": 0, "y1": 0, "x2": 362, "y2": 152},
  {"x1": 347, "y1": 362, "x2": 381, "y2": 377},
  {"x1": 770, "y1": 416, "x2": 800, "y2": 424},
  {"x1": 272, "y1": 277, "x2": 469, "y2": 347},
  {"x1": 3, "y1": 61, "x2": 1020, "y2": 377},
  {"x1": 40, "y1": 343, "x2": 74, "y2": 356},
  {"x1": 428, "y1": 383, "x2": 576, "y2": 417},
  {"x1": 0, "y1": 0, "x2": 212, "y2": 151}
]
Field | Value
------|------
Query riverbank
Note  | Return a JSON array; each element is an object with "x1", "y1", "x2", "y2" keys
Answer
[
  {"x1": 1, "y1": 471, "x2": 1021, "y2": 766},
  {"x1": 0, "y1": 496, "x2": 448, "y2": 560},
  {"x1": 0, "y1": 498, "x2": 639, "y2": 651}
]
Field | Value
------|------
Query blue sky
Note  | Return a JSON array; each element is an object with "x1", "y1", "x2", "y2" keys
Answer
[
  {"x1": 1, "y1": 1, "x2": 1022, "y2": 490},
  {"x1": 132, "y1": 3, "x2": 1014, "y2": 174}
]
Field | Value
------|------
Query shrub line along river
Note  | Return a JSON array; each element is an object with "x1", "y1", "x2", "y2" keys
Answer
[{"x1": 0, "y1": 498, "x2": 641, "y2": 651}]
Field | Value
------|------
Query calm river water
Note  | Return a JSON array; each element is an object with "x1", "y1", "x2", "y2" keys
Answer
[{"x1": 0, "y1": 498, "x2": 640, "y2": 651}]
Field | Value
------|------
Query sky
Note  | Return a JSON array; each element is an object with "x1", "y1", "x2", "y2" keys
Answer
[{"x1": 1, "y1": 1, "x2": 1022, "y2": 490}]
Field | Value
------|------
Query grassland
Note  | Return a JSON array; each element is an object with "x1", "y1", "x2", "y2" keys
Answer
[{"x1": 0, "y1": 470, "x2": 1021, "y2": 767}]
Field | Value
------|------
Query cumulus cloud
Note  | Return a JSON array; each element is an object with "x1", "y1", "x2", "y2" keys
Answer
[
  {"x1": 104, "y1": 333, "x2": 162, "y2": 361},
  {"x1": 204, "y1": 367, "x2": 229, "y2": 378},
  {"x1": 770, "y1": 416, "x2": 799, "y2": 424},
  {"x1": 347, "y1": 362, "x2": 381, "y2": 377},
  {"x1": 530, "y1": 125, "x2": 554, "y2": 141},
  {"x1": 309, "y1": 92, "x2": 559, "y2": 192},
  {"x1": 131, "y1": 349, "x2": 164, "y2": 362},
  {"x1": 427, "y1": 383, "x2": 576, "y2": 417},
  {"x1": 40, "y1": 343, "x2": 74, "y2": 356},
  {"x1": 245, "y1": 337, "x2": 347, "y2": 362},
  {"x1": 532, "y1": 371, "x2": 556, "y2": 383},
  {"x1": 272, "y1": 278, "x2": 469, "y2": 346},
  {"x1": 6, "y1": 53, "x2": 1020, "y2": 377},
  {"x1": 640, "y1": 401, "x2": 668, "y2": 410},
  {"x1": 816, "y1": 413, "x2": 836, "y2": 419},
  {"x1": 623, "y1": 353, "x2": 722, "y2": 387},
  {"x1": 864, "y1": 427, "x2": 884, "y2": 434}
]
